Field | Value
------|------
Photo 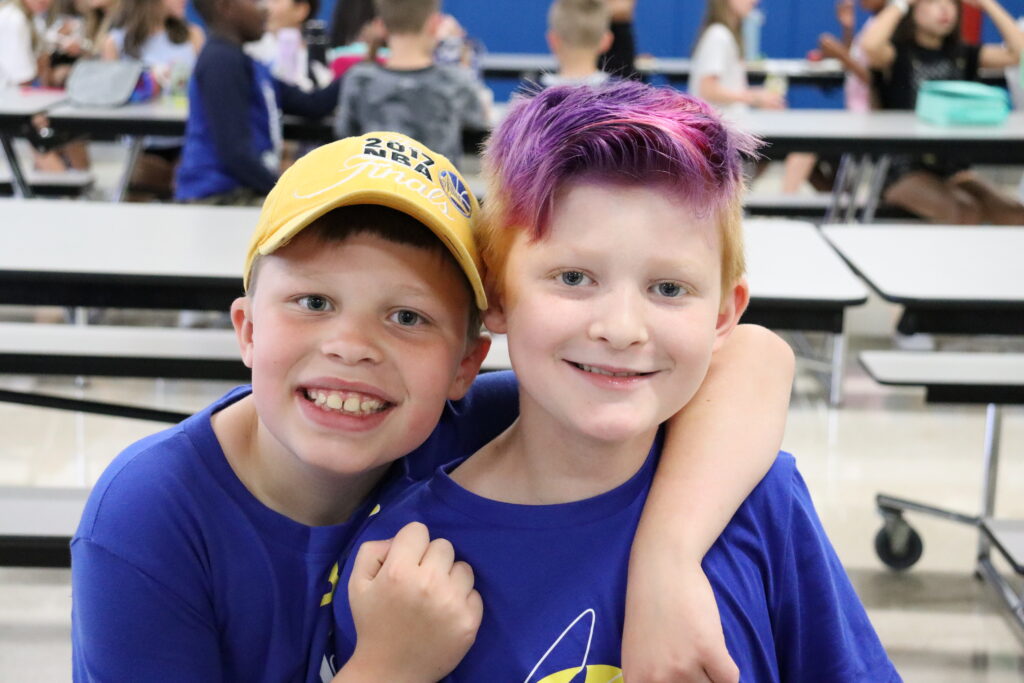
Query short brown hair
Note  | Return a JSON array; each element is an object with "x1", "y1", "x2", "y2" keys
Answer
[
  {"x1": 373, "y1": 0, "x2": 438, "y2": 35},
  {"x1": 548, "y1": 0, "x2": 610, "y2": 50}
]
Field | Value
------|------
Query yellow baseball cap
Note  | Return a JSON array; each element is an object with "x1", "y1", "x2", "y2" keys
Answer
[{"x1": 243, "y1": 131, "x2": 487, "y2": 309}]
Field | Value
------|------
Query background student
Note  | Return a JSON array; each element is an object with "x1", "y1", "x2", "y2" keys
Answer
[
  {"x1": 819, "y1": 0, "x2": 886, "y2": 112},
  {"x1": 333, "y1": 0, "x2": 489, "y2": 166},
  {"x1": 101, "y1": 0, "x2": 203, "y2": 199},
  {"x1": 174, "y1": 0, "x2": 339, "y2": 204},
  {"x1": 690, "y1": 0, "x2": 817, "y2": 194},
  {"x1": 541, "y1": 0, "x2": 613, "y2": 88},
  {"x1": 247, "y1": 0, "x2": 332, "y2": 91},
  {"x1": 862, "y1": 0, "x2": 1024, "y2": 223}
]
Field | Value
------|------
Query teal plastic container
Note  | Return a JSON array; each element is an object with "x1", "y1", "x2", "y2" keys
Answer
[{"x1": 915, "y1": 80, "x2": 1011, "y2": 126}]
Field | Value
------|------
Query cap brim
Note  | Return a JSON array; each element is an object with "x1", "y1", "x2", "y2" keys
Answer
[{"x1": 258, "y1": 189, "x2": 488, "y2": 311}]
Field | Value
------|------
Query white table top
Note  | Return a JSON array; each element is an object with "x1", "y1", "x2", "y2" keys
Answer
[
  {"x1": 0, "y1": 88, "x2": 67, "y2": 118},
  {"x1": 823, "y1": 224, "x2": 1024, "y2": 304},
  {"x1": 729, "y1": 109, "x2": 1024, "y2": 144},
  {"x1": 481, "y1": 53, "x2": 843, "y2": 79},
  {"x1": 0, "y1": 486, "x2": 88, "y2": 536},
  {"x1": 47, "y1": 97, "x2": 187, "y2": 122},
  {"x1": 0, "y1": 199, "x2": 256, "y2": 279},
  {"x1": 860, "y1": 350, "x2": 1024, "y2": 387},
  {"x1": 745, "y1": 219, "x2": 868, "y2": 304},
  {"x1": 2, "y1": 203, "x2": 865, "y2": 308}
]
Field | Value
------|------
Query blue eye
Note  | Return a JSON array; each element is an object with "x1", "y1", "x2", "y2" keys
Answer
[
  {"x1": 560, "y1": 271, "x2": 591, "y2": 286},
  {"x1": 297, "y1": 295, "x2": 331, "y2": 311},
  {"x1": 655, "y1": 282, "x2": 684, "y2": 298},
  {"x1": 390, "y1": 309, "x2": 425, "y2": 326}
]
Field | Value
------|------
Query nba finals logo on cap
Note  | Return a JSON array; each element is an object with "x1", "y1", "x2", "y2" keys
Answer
[
  {"x1": 440, "y1": 170, "x2": 473, "y2": 218},
  {"x1": 244, "y1": 131, "x2": 488, "y2": 310},
  {"x1": 360, "y1": 135, "x2": 437, "y2": 181}
]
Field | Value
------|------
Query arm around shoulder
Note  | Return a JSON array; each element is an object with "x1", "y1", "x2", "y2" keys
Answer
[{"x1": 621, "y1": 325, "x2": 793, "y2": 681}]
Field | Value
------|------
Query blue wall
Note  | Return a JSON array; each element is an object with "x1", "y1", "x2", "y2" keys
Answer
[
  {"x1": 321, "y1": 0, "x2": 1024, "y2": 58},
  {"x1": 312, "y1": 0, "x2": 1024, "y2": 106}
]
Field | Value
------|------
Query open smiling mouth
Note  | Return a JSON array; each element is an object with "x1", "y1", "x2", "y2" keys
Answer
[
  {"x1": 567, "y1": 362, "x2": 656, "y2": 378},
  {"x1": 301, "y1": 388, "x2": 393, "y2": 416}
]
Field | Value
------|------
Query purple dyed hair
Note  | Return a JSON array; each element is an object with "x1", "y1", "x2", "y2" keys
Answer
[{"x1": 479, "y1": 80, "x2": 760, "y2": 298}]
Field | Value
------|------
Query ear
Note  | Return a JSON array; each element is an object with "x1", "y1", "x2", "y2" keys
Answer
[
  {"x1": 598, "y1": 29, "x2": 613, "y2": 54},
  {"x1": 712, "y1": 278, "x2": 749, "y2": 353},
  {"x1": 425, "y1": 11, "x2": 442, "y2": 37},
  {"x1": 546, "y1": 30, "x2": 560, "y2": 54},
  {"x1": 231, "y1": 296, "x2": 256, "y2": 369},
  {"x1": 482, "y1": 296, "x2": 508, "y2": 335},
  {"x1": 294, "y1": 0, "x2": 310, "y2": 23},
  {"x1": 448, "y1": 334, "x2": 492, "y2": 400},
  {"x1": 369, "y1": 16, "x2": 387, "y2": 41}
]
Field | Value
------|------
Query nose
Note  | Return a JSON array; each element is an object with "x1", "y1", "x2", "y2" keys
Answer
[
  {"x1": 320, "y1": 316, "x2": 384, "y2": 366},
  {"x1": 587, "y1": 287, "x2": 650, "y2": 350}
]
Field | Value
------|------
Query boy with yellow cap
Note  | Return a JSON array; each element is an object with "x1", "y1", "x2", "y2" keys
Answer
[{"x1": 71, "y1": 131, "x2": 794, "y2": 682}]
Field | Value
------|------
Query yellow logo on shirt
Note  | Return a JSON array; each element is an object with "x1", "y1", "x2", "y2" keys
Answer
[
  {"x1": 320, "y1": 562, "x2": 339, "y2": 607},
  {"x1": 536, "y1": 665, "x2": 623, "y2": 682}
]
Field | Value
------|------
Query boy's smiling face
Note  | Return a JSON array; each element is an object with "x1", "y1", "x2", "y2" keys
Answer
[
  {"x1": 234, "y1": 230, "x2": 486, "y2": 477},
  {"x1": 486, "y1": 180, "x2": 747, "y2": 447}
]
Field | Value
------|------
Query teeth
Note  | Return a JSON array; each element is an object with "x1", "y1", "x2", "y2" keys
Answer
[
  {"x1": 577, "y1": 363, "x2": 642, "y2": 378},
  {"x1": 304, "y1": 388, "x2": 387, "y2": 415}
]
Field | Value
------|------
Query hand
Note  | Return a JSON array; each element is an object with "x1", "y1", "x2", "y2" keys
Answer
[
  {"x1": 751, "y1": 88, "x2": 786, "y2": 109},
  {"x1": 608, "y1": 0, "x2": 637, "y2": 22},
  {"x1": 344, "y1": 522, "x2": 482, "y2": 683},
  {"x1": 622, "y1": 561, "x2": 738, "y2": 683},
  {"x1": 836, "y1": 0, "x2": 855, "y2": 29},
  {"x1": 818, "y1": 32, "x2": 847, "y2": 59},
  {"x1": 435, "y1": 13, "x2": 466, "y2": 41}
]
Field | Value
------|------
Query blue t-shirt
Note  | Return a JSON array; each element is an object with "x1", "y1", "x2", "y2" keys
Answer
[
  {"x1": 175, "y1": 36, "x2": 280, "y2": 200},
  {"x1": 333, "y1": 446, "x2": 901, "y2": 682},
  {"x1": 71, "y1": 371, "x2": 518, "y2": 682},
  {"x1": 175, "y1": 35, "x2": 340, "y2": 200}
]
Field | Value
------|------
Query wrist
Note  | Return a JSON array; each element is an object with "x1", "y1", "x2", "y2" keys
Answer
[
  {"x1": 337, "y1": 652, "x2": 424, "y2": 683},
  {"x1": 888, "y1": 0, "x2": 910, "y2": 15}
]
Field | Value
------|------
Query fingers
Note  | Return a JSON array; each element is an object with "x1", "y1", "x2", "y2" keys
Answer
[
  {"x1": 381, "y1": 521, "x2": 431, "y2": 571},
  {"x1": 449, "y1": 560, "x2": 476, "y2": 598},
  {"x1": 350, "y1": 539, "x2": 392, "y2": 583},
  {"x1": 420, "y1": 535, "x2": 456, "y2": 572},
  {"x1": 704, "y1": 653, "x2": 740, "y2": 683}
]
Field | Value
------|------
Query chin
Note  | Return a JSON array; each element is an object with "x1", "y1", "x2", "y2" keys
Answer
[{"x1": 573, "y1": 414, "x2": 660, "y2": 445}]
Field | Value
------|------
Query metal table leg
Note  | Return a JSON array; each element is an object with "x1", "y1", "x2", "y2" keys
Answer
[
  {"x1": 828, "y1": 330, "x2": 846, "y2": 407},
  {"x1": 860, "y1": 155, "x2": 891, "y2": 224},
  {"x1": 113, "y1": 136, "x2": 144, "y2": 203},
  {"x1": 1, "y1": 132, "x2": 33, "y2": 199}
]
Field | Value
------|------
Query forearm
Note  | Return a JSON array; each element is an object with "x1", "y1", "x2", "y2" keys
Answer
[
  {"x1": 278, "y1": 77, "x2": 342, "y2": 118},
  {"x1": 860, "y1": 5, "x2": 904, "y2": 66},
  {"x1": 700, "y1": 76, "x2": 756, "y2": 107},
  {"x1": 638, "y1": 324, "x2": 794, "y2": 559},
  {"x1": 984, "y1": 0, "x2": 1024, "y2": 57},
  {"x1": 835, "y1": 48, "x2": 873, "y2": 84}
]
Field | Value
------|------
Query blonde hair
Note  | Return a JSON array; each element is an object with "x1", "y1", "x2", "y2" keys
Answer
[
  {"x1": 548, "y1": 0, "x2": 609, "y2": 50},
  {"x1": 373, "y1": 0, "x2": 437, "y2": 35},
  {"x1": 696, "y1": 0, "x2": 743, "y2": 58}
]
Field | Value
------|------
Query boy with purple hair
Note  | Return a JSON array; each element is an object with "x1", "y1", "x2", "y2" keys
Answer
[{"x1": 331, "y1": 81, "x2": 900, "y2": 681}]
